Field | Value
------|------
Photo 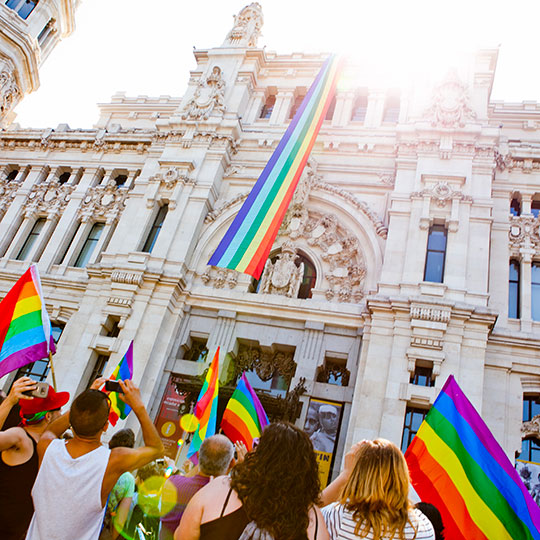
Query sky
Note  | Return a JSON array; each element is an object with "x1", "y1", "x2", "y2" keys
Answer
[{"x1": 13, "y1": 0, "x2": 540, "y2": 129}]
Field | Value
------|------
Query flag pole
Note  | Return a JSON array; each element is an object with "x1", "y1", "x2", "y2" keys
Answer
[{"x1": 48, "y1": 351, "x2": 57, "y2": 391}]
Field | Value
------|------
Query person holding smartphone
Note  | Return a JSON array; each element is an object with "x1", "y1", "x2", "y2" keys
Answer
[{"x1": 0, "y1": 377, "x2": 70, "y2": 540}]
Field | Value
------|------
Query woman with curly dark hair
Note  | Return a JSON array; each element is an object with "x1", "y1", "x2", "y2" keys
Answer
[{"x1": 175, "y1": 421, "x2": 329, "y2": 540}]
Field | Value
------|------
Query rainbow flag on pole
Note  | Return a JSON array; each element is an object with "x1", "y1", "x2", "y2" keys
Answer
[
  {"x1": 0, "y1": 265, "x2": 55, "y2": 379},
  {"x1": 221, "y1": 372, "x2": 269, "y2": 450},
  {"x1": 187, "y1": 347, "x2": 220, "y2": 457},
  {"x1": 406, "y1": 375, "x2": 540, "y2": 540},
  {"x1": 208, "y1": 55, "x2": 342, "y2": 279},
  {"x1": 108, "y1": 341, "x2": 134, "y2": 426}
]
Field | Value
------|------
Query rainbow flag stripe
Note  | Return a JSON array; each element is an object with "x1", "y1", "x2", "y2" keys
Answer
[
  {"x1": 208, "y1": 55, "x2": 342, "y2": 279},
  {"x1": 406, "y1": 375, "x2": 540, "y2": 540},
  {"x1": 221, "y1": 372, "x2": 269, "y2": 450},
  {"x1": 108, "y1": 341, "x2": 134, "y2": 426},
  {"x1": 0, "y1": 265, "x2": 55, "y2": 378},
  {"x1": 187, "y1": 347, "x2": 220, "y2": 457}
]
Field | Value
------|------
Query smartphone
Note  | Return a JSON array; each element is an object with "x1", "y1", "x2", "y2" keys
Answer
[
  {"x1": 23, "y1": 382, "x2": 49, "y2": 398},
  {"x1": 105, "y1": 380, "x2": 122, "y2": 392}
]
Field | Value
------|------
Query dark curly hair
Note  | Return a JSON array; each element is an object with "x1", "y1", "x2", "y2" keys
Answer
[{"x1": 230, "y1": 421, "x2": 320, "y2": 540}]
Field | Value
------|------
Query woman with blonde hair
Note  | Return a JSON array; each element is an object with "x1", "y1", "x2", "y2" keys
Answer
[{"x1": 322, "y1": 439, "x2": 434, "y2": 540}]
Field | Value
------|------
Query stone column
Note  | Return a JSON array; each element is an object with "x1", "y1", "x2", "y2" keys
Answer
[
  {"x1": 206, "y1": 310, "x2": 237, "y2": 378},
  {"x1": 270, "y1": 90, "x2": 294, "y2": 125},
  {"x1": 364, "y1": 90, "x2": 385, "y2": 127},
  {"x1": 293, "y1": 321, "x2": 325, "y2": 384},
  {"x1": 244, "y1": 90, "x2": 265, "y2": 124}
]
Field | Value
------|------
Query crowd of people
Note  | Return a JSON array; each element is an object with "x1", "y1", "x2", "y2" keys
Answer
[{"x1": 0, "y1": 376, "x2": 446, "y2": 540}]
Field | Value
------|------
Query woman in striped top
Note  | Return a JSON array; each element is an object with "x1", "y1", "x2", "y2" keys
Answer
[{"x1": 321, "y1": 439, "x2": 434, "y2": 540}]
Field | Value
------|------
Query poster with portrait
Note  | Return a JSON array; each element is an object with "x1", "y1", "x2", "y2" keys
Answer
[
  {"x1": 516, "y1": 459, "x2": 540, "y2": 506},
  {"x1": 303, "y1": 398, "x2": 343, "y2": 488}
]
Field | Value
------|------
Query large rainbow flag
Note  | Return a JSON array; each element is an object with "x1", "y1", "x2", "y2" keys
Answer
[
  {"x1": 187, "y1": 347, "x2": 220, "y2": 457},
  {"x1": 0, "y1": 265, "x2": 55, "y2": 379},
  {"x1": 406, "y1": 375, "x2": 540, "y2": 540},
  {"x1": 221, "y1": 372, "x2": 269, "y2": 450},
  {"x1": 208, "y1": 55, "x2": 342, "y2": 279},
  {"x1": 108, "y1": 341, "x2": 134, "y2": 426}
]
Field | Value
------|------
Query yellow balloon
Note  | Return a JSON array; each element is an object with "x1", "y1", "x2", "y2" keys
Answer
[{"x1": 180, "y1": 414, "x2": 199, "y2": 433}]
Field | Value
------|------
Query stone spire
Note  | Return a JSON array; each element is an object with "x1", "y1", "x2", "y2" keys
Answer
[{"x1": 223, "y1": 3, "x2": 264, "y2": 48}]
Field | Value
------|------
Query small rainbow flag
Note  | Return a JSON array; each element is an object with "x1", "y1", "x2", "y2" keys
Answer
[
  {"x1": 0, "y1": 265, "x2": 55, "y2": 379},
  {"x1": 406, "y1": 375, "x2": 540, "y2": 540},
  {"x1": 187, "y1": 347, "x2": 220, "y2": 458},
  {"x1": 221, "y1": 372, "x2": 269, "y2": 450},
  {"x1": 209, "y1": 55, "x2": 342, "y2": 279},
  {"x1": 108, "y1": 341, "x2": 134, "y2": 426}
]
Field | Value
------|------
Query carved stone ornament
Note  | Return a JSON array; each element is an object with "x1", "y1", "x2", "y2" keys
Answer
[
  {"x1": 78, "y1": 179, "x2": 129, "y2": 225},
  {"x1": 0, "y1": 176, "x2": 20, "y2": 220},
  {"x1": 411, "y1": 181, "x2": 472, "y2": 207},
  {"x1": 258, "y1": 241, "x2": 304, "y2": 298},
  {"x1": 24, "y1": 177, "x2": 74, "y2": 219},
  {"x1": 424, "y1": 70, "x2": 477, "y2": 128},
  {"x1": 522, "y1": 415, "x2": 540, "y2": 440},
  {"x1": 232, "y1": 343, "x2": 296, "y2": 383},
  {"x1": 149, "y1": 167, "x2": 194, "y2": 190},
  {"x1": 182, "y1": 66, "x2": 226, "y2": 121},
  {"x1": 224, "y1": 3, "x2": 263, "y2": 48},
  {"x1": 509, "y1": 215, "x2": 540, "y2": 251},
  {"x1": 201, "y1": 266, "x2": 238, "y2": 289},
  {"x1": 0, "y1": 68, "x2": 21, "y2": 121}
]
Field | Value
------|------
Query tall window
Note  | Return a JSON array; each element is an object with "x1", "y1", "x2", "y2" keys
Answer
[
  {"x1": 383, "y1": 94, "x2": 400, "y2": 123},
  {"x1": 113, "y1": 173, "x2": 128, "y2": 187},
  {"x1": 423, "y1": 225, "x2": 447, "y2": 283},
  {"x1": 532, "y1": 263, "x2": 540, "y2": 321},
  {"x1": 142, "y1": 205, "x2": 168, "y2": 253},
  {"x1": 16, "y1": 218, "x2": 46, "y2": 261},
  {"x1": 6, "y1": 168, "x2": 19, "y2": 181},
  {"x1": 5, "y1": 0, "x2": 37, "y2": 19},
  {"x1": 289, "y1": 94, "x2": 305, "y2": 119},
  {"x1": 58, "y1": 172, "x2": 71, "y2": 184},
  {"x1": 351, "y1": 94, "x2": 368, "y2": 123},
  {"x1": 401, "y1": 406, "x2": 428, "y2": 453},
  {"x1": 518, "y1": 395, "x2": 540, "y2": 463},
  {"x1": 510, "y1": 197, "x2": 521, "y2": 216},
  {"x1": 86, "y1": 354, "x2": 109, "y2": 389},
  {"x1": 509, "y1": 259, "x2": 520, "y2": 319},
  {"x1": 74, "y1": 223, "x2": 104, "y2": 268},
  {"x1": 325, "y1": 96, "x2": 336, "y2": 121},
  {"x1": 259, "y1": 95, "x2": 276, "y2": 119}
]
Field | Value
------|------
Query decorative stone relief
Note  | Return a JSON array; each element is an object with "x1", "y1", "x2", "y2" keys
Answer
[
  {"x1": 509, "y1": 215, "x2": 540, "y2": 252},
  {"x1": 182, "y1": 66, "x2": 226, "y2": 120},
  {"x1": 0, "y1": 68, "x2": 20, "y2": 122},
  {"x1": 111, "y1": 271, "x2": 143, "y2": 287},
  {"x1": 411, "y1": 181, "x2": 472, "y2": 207},
  {"x1": 24, "y1": 177, "x2": 74, "y2": 219},
  {"x1": 0, "y1": 177, "x2": 20, "y2": 219},
  {"x1": 205, "y1": 192, "x2": 249, "y2": 224},
  {"x1": 522, "y1": 415, "x2": 540, "y2": 440},
  {"x1": 259, "y1": 241, "x2": 304, "y2": 298},
  {"x1": 149, "y1": 167, "x2": 195, "y2": 190},
  {"x1": 424, "y1": 70, "x2": 477, "y2": 128},
  {"x1": 231, "y1": 343, "x2": 296, "y2": 383},
  {"x1": 78, "y1": 180, "x2": 129, "y2": 225},
  {"x1": 224, "y1": 3, "x2": 263, "y2": 48},
  {"x1": 410, "y1": 305, "x2": 451, "y2": 323},
  {"x1": 201, "y1": 266, "x2": 238, "y2": 289}
]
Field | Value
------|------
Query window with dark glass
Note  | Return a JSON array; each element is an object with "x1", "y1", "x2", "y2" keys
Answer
[
  {"x1": 517, "y1": 395, "x2": 540, "y2": 463},
  {"x1": 142, "y1": 205, "x2": 168, "y2": 253},
  {"x1": 383, "y1": 95, "x2": 400, "y2": 123},
  {"x1": 74, "y1": 223, "x2": 104, "y2": 268},
  {"x1": 401, "y1": 406, "x2": 428, "y2": 453},
  {"x1": 16, "y1": 218, "x2": 46, "y2": 261},
  {"x1": 509, "y1": 259, "x2": 520, "y2": 319},
  {"x1": 6, "y1": 0, "x2": 37, "y2": 19},
  {"x1": 532, "y1": 200, "x2": 540, "y2": 218},
  {"x1": 325, "y1": 96, "x2": 336, "y2": 121},
  {"x1": 101, "y1": 315, "x2": 121, "y2": 338},
  {"x1": 423, "y1": 225, "x2": 447, "y2": 283},
  {"x1": 532, "y1": 262, "x2": 540, "y2": 321},
  {"x1": 289, "y1": 94, "x2": 305, "y2": 119},
  {"x1": 410, "y1": 365, "x2": 434, "y2": 387},
  {"x1": 259, "y1": 95, "x2": 276, "y2": 119},
  {"x1": 182, "y1": 337, "x2": 208, "y2": 362},
  {"x1": 510, "y1": 197, "x2": 521, "y2": 216},
  {"x1": 113, "y1": 174, "x2": 128, "y2": 187},
  {"x1": 58, "y1": 172, "x2": 71, "y2": 184},
  {"x1": 6, "y1": 169, "x2": 19, "y2": 181},
  {"x1": 351, "y1": 94, "x2": 368, "y2": 122},
  {"x1": 86, "y1": 354, "x2": 109, "y2": 389}
]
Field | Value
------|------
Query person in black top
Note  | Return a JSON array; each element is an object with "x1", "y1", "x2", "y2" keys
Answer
[
  {"x1": 0, "y1": 377, "x2": 70, "y2": 540},
  {"x1": 175, "y1": 421, "x2": 329, "y2": 540}
]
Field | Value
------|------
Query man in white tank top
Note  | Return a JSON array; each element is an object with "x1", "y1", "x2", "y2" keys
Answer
[{"x1": 26, "y1": 379, "x2": 164, "y2": 540}]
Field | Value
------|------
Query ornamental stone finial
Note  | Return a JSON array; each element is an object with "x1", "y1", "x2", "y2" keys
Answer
[{"x1": 223, "y1": 3, "x2": 263, "y2": 48}]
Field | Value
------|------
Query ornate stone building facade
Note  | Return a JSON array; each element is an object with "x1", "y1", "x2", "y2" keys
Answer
[
  {"x1": 1, "y1": 3, "x2": 540, "y2": 475},
  {"x1": 0, "y1": 0, "x2": 79, "y2": 126}
]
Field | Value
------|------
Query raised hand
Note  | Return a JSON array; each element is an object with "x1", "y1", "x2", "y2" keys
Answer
[
  {"x1": 6, "y1": 377, "x2": 36, "y2": 404},
  {"x1": 118, "y1": 379, "x2": 144, "y2": 411}
]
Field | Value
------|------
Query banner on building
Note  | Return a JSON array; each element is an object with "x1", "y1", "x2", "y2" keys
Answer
[
  {"x1": 303, "y1": 397, "x2": 343, "y2": 488},
  {"x1": 154, "y1": 375, "x2": 186, "y2": 459},
  {"x1": 516, "y1": 459, "x2": 540, "y2": 505}
]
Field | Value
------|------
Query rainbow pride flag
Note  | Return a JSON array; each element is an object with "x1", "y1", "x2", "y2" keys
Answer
[
  {"x1": 209, "y1": 55, "x2": 342, "y2": 279},
  {"x1": 0, "y1": 265, "x2": 55, "y2": 379},
  {"x1": 187, "y1": 347, "x2": 220, "y2": 457},
  {"x1": 221, "y1": 372, "x2": 269, "y2": 450},
  {"x1": 108, "y1": 341, "x2": 134, "y2": 426},
  {"x1": 406, "y1": 375, "x2": 540, "y2": 540}
]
